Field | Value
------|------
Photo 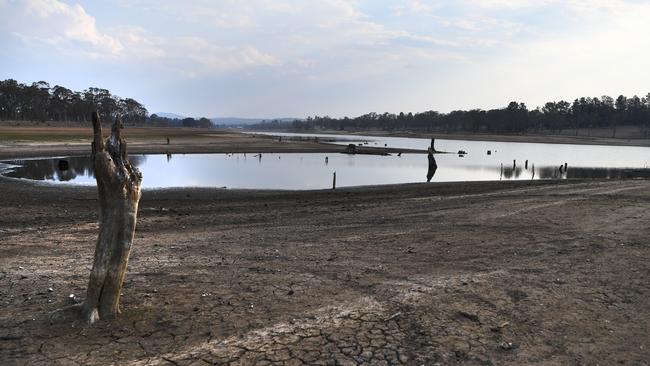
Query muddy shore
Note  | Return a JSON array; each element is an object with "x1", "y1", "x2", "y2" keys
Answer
[
  {"x1": 254, "y1": 128, "x2": 650, "y2": 147},
  {"x1": 0, "y1": 127, "x2": 423, "y2": 160},
  {"x1": 3, "y1": 125, "x2": 649, "y2": 161},
  {"x1": 1, "y1": 129, "x2": 649, "y2": 365}
]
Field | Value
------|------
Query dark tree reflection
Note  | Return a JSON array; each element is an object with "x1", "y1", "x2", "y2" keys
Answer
[
  {"x1": 501, "y1": 166, "x2": 524, "y2": 179},
  {"x1": 426, "y1": 149, "x2": 438, "y2": 182},
  {"x1": 2, "y1": 155, "x2": 145, "y2": 182},
  {"x1": 496, "y1": 165, "x2": 650, "y2": 180}
]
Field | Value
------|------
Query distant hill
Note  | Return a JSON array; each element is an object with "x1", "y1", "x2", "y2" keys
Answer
[
  {"x1": 152, "y1": 113, "x2": 299, "y2": 126},
  {"x1": 152, "y1": 112, "x2": 187, "y2": 119},
  {"x1": 210, "y1": 117, "x2": 300, "y2": 126}
]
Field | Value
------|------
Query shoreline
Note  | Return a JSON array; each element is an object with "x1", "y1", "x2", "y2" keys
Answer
[
  {"x1": 0, "y1": 143, "x2": 425, "y2": 160},
  {"x1": 249, "y1": 128, "x2": 650, "y2": 147},
  {"x1": 0, "y1": 130, "x2": 424, "y2": 160},
  {"x1": 1, "y1": 127, "x2": 650, "y2": 364},
  {"x1": 3, "y1": 125, "x2": 650, "y2": 161}
]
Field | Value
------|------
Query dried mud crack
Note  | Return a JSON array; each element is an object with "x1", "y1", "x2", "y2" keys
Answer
[{"x1": 1, "y1": 178, "x2": 649, "y2": 365}]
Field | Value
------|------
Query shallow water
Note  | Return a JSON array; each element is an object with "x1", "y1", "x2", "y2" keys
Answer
[
  {"x1": 251, "y1": 132, "x2": 650, "y2": 168},
  {"x1": 1, "y1": 140, "x2": 649, "y2": 190},
  {"x1": 2, "y1": 132, "x2": 649, "y2": 189}
]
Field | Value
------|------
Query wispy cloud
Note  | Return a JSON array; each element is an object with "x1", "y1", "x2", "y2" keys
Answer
[
  {"x1": 1, "y1": 0, "x2": 648, "y2": 117},
  {"x1": 464, "y1": 0, "x2": 552, "y2": 9},
  {"x1": 5, "y1": 0, "x2": 123, "y2": 57}
]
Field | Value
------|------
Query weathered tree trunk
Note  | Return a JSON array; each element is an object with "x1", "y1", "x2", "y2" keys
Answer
[{"x1": 82, "y1": 111, "x2": 142, "y2": 324}]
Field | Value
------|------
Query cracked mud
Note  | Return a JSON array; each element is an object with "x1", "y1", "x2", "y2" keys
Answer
[{"x1": 1, "y1": 178, "x2": 649, "y2": 365}]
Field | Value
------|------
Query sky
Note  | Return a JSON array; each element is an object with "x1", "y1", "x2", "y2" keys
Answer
[{"x1": 1, "y1": 0, "x2": 650, "y2": 118}]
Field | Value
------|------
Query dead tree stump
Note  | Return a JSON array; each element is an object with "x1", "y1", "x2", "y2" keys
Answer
[{"x1": 82, "y1": 111, "x2": 142, "y2": 324}]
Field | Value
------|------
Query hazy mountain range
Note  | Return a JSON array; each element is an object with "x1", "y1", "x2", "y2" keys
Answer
[
  {"x1": 152, "y1": 112, "x2": 187, "y2": 120},
  {"x1": 153, "y1": 112, "x2": 299, "y2": 126}
]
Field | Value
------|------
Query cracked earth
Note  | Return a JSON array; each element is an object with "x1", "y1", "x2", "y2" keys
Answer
[{"x1": 1, "y1": 178, "x2": 649, "y2": 365}]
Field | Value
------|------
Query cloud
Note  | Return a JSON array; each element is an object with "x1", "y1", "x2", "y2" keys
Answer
[
  {"x1": 2, "y1": 0, "x2": 123, "y2": 57},
  {"x1": 393, "y1": 0, "x2": 442, "y2": 15},
  {"x1": 464, "y1": 0, "x2": 551, "y2": 8},
  {"x1": 175, "y1": 38, "x2": 282, "y2": 74},
  {"x1": 390, "y1": 0, "x2": 534, "y2": 50},
  {"x1": 112, "y1": 27, "x2": 166, "y2": 59},
  {"x1": 3, "y1": 0, "x2": 648, "y2": 117},
  {"x1": 1, "y1": 0, "x2": 284, "y2": 74},
  {"x1": 105, "y1": 0, "x2": 464, "y2": 82},
  {"x1": 433, "y1": 0, "x2": 650, "y2": 111}
]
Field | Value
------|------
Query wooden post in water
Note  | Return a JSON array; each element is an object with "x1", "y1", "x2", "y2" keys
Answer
[{"x1": 332, "y1": 171, "x2": 336, "y2": 190}]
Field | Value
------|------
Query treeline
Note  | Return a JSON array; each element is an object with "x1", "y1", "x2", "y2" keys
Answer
[
  {"x1": 0, "y1": 79, "x2": 215, "y2": 128},
  {"x1": 251, "y1": 94, "x2": 650, "y2": 137},
  {"x1": 149, "y1": 114, "x2": 213, "y2": 128},
  {"x1": 0, "y1": 79, "x2": 149, "y2": 124}
]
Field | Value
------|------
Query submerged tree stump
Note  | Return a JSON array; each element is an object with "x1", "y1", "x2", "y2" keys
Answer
[{"x1": 82, "y1": 111, "x2": 142, "y2": 324}]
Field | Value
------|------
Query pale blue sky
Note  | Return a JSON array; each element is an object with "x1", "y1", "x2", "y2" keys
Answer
[{"x1": 1, "y1": 0, "x2": 649, "y2": 118}]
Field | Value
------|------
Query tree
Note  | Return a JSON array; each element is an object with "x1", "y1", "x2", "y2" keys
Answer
[
  {"x1": 614, "y1": 95, "x2": 627, "y2": 138},
  {"x1": 599, "y1": 96, "x2": 615, "y2": 129},
  {"x1": 506, "y1": 101, "x2": 527, "y2": 133},
  {"x1": 82, "y1": 111, "x2": 142, "y2": 324},
  {"x1": 51, "y1": 85, "x2": 74, "y2": 122},
  {"x1": 627, "y1": 95, "x2": 643, "y2": 128},
  {"x1": 118, "y1": 98, "x2": 148, "y2": 125},
  {"x1": 198, "y1": 117, "x2": 213, "y2": 128},
  {"x1": 0, "y1": 79, "x2": 151, "y2": 124},
  {"x1": 0, "y1": 79, "x2": 20, "y2": 120},
  {"x1": 643, "y1": 93, "x2": 650, "y2": 137},
  {"x1": 31, "y1": 81, "x2": 51, "y2": 121},
  {"x1": 181, "y1": 117, "x2": 197, "y2": 127}
]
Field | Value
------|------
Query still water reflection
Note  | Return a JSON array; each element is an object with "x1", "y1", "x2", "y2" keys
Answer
[
  {"x1": 251, "y1": 131, "x2": 650, "y2": 169},
  {"x1": 1, "y1": 149, "x2": 648, "y2": 190}
]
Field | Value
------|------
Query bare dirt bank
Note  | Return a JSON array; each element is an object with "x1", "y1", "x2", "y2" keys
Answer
[
  {"x1": 0, "y1": 126, "x2": 425, "y2": 160},
  {"x1": 1, "y1": 176, "x2": 649, "y2": 365},
  {"x1": 273, "y1": 127, "x2": 650, "y2": 147},
  {"x1": 0, "y1": 127, "x2": 336, "y2": 160},
  {"x1": 422, "y1": 131, "x2": 650, "y2": 147}
]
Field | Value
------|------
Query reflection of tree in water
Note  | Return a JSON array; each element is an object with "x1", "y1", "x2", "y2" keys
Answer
[
  {"x1": 4, "y1": 155, "x2": 145, "y2": 182},
  {"x1": 4, "y1": 157, "x2": 87, "y2": 181},
  {"x1": 426, "y1": 150, "x2": 438, "y2": 182},
  {"x1": 497, "y1": 165, "x2": 650, "y2": 180},
  {"x1": 501, "y1": 166, "x2": 524, "y2": 179},
  {"x1": 538, "y1": 166, "x2": 650, "y2": 179}
]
